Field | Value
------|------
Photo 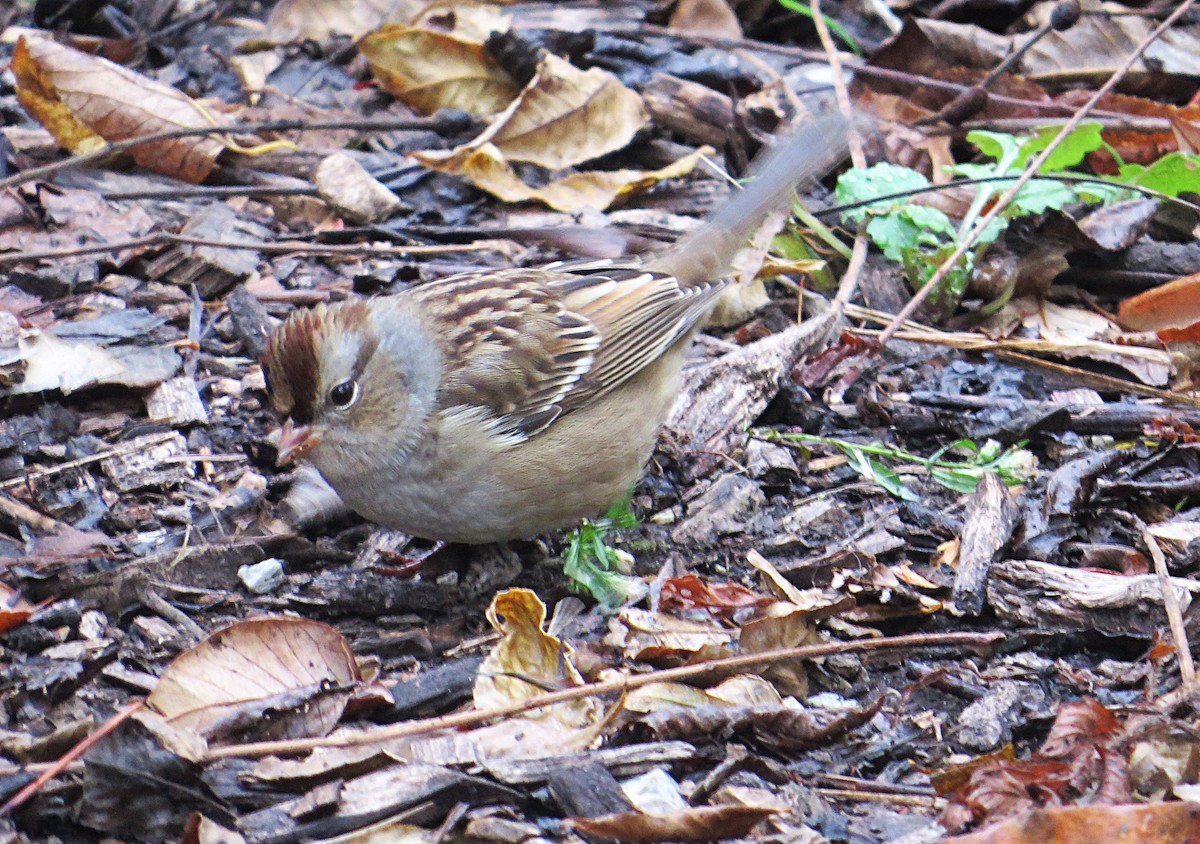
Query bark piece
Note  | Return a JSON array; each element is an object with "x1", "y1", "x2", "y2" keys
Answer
[
  {"x1": 546, "y1": 760, "x2": 633, "y2": 819},
  {"x1": 988, "y1": 559, "x2": 1199, "y2": 636},
  {"x1": 145, "y1": 375, "x2": 208, "y2": 425},
  {"x1": 642, "y1": 73, "x2": 737, "y2": 149},
  {"x1": 665, "y1": 314, "x2": 835, "y2": 482},
  {"x1": 100, "y1": 431, "x2": 193, "y2": 492},
  {"x1": 481, "y1": 742, "x2": 697, "y2": 786},
  {"x1": 671, "y1": 473, "x2": 766, "y2": 546},
  {"x1": 145, "y1": 204, "x2": 267, "y2": 299},
  {"x1": 952, "y1": 473, "x2": 1018, "y2": 616},
  {"x1": 385, "y1": 656, "x2": 483, "y2": 721}
]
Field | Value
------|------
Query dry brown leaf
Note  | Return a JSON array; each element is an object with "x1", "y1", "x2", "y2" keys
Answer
[
  {"x1": 360, "y1": 24, "x2": 519, "y2": 118},
  {"x1": 469, "y1": 52, "x2": 648, "y2": 169},
  {"x1": 1119, "y1": 273, "x2": 1200, "y2": 335},
  {"x1": 475, "y1": 588, "x2": 601, "y2": 729},
  {"x1": 625, "y1": 674, "x2": 782, "y2": 713},
  {"x1": 265, "y1": 0, "x2": 418, "y2": 41},
  {"x1": 1016, "y1": 299, "x2": 1173, "y2": 386},
  {"x1": 147, "y1": 617, "x2": 360, "y2": 744},
  {"x1": 415, "y1": 143, "x2": 709, "y2": 212},
  {"x1": 570, "y1": 804, "x2": 776, "y2": 842},
  {"x1": 944, "y1": 802, "x2": 1200, "y2": 844},
  {"x1": 607, "y1": 606, "x2": 738, "y2": 661},
  {"x1": 13, "y1": 36, "x2": 228, "y2": 183},
  {"x1": 669, "y1": 0, "x2": 742, "y2": 39}
]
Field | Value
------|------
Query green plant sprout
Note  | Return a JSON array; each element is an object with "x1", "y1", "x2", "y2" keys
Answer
[
  {"x1": 562, "y1": 496, "x2": 645, "y2": 609},
  {"x1": 775, "y1": 0, "x2": 863, "y2": 55},
  {"x1": 835, "y1": 123, "x2": 1134, "y2": 314},
  {"x1": 763, "y1": 432, "x2": 1037, "y2": 499}
]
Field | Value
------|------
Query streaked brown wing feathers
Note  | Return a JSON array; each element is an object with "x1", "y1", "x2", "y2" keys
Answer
[{"x1": 412, "y1": 264, "x2": 722, "y2": 438}]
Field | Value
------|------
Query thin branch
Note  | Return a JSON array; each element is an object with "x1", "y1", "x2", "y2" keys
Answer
[
  {"x1": 875, "y1": 0, "x2": 1198, "y2": 348},
  {"x1": 201, "y1": 630, "x2": 1002, "y2": 761}
]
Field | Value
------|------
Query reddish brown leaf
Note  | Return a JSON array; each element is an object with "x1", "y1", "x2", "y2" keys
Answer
[
  {"x1": 570, "y1": 805, "x2": 776, "y2": 843},
  {"x1": 659, "y1": 574, "x2": 774, "y2": 620},
  {"x1": 13, "y1": 36, "x2": 227, "y2": 183},
  {"x1": 944, "y1": 801, "x2": 1200, "y2": 844}
]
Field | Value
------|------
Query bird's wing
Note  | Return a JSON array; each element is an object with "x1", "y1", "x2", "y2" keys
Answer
[{"x1": 412, "y1": 265, "x2": 721, "y2": 439}]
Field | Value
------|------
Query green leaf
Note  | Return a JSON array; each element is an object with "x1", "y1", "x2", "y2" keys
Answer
[
  {"x1": 905, "y1": 204, "x2": 957, "y2": 236},
  {"x1": 968, "y1": 130, "x2": 1023, "y2": 166},
  {"x1": 1009, "y1": 178, "x2": 1080, "y2": 215},
  {"x1": 929, "y1": 467, "x2": 983, "y2": 493},
  {"x1": 775, "y1": 0, "x2": 862, "y2": 54},
  {"x1": 840, "y1": 444, "x2": 917, "y2": 500},
  {"x1": 1124, "y1": 152, "x2": 1200, "y2": 197},
  {"x1": 866, "y1": 213, "x2": 924, "y2": 261},
  {"x1": 1017, "y1": 122, "x2": 1105, "y2": 171},
  {"x1": 837, "y1": 163, "x2": 931, "y2": 221}
]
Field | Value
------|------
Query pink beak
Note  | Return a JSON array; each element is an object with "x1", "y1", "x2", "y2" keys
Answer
[{"x1": 275, "y1": 420, "x2": 320, "y2": 466}]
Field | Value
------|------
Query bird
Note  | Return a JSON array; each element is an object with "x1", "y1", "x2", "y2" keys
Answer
[{"x1": 261, "y1": 115, "x2": 847, "y2": 544}]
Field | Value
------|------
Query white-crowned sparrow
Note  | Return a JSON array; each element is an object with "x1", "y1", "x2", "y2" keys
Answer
[{"x1": 262, "y1": 115, "x2": 847, "y2": 543}]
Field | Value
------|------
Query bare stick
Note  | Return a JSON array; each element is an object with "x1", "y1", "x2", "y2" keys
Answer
[{"x1": 202, "y1": 630, "x2": 1002, "y2": 761}]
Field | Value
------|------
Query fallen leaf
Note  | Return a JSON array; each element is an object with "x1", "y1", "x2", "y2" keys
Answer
[
  {"x1": 476, "y1": 52, "x2": 648, "y2": 169},
  {"x1": 360, "y1": 24, "x2": 519, "y2": 118},
  {"x1": 147, "y1": 617, "x2": 360, "y2": 744},
  {"x1": 475, "y1": 588, "x2": 601, "y2": 729},
  {"x1": 1119, "y1": 273, "x2": 1200, "y2": 337},
  {"x1": 265, "y1": 0, "x2": 416, "y2": 40},
  {"x1": 659, "y1": 573, "x2": 774, "y2": 621},
  {"x1": 669, "y1": 0, "x2": 742, "y2": 39},
  {"x1": 944, "y1": 802, "x2": 1200, "y2": 844},
  {"x1": 13, "y1": 36, "x2": 228, "y2": 183},
  {"x1": 415, "y1": 142, "x2": 709, "y2": 212},
  {"x1": 570, "y1": 805, "x2": 776, "y2": 843}
]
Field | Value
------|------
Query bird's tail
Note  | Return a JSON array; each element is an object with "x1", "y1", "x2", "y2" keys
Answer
[{"x1": 650, "y1": 113, "x2": 849, "y2": 286}]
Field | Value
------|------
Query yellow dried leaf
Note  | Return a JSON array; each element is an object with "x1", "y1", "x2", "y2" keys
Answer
[
  {"x1": 414, "y1": 143, "x2": 710, "y2": 213},
  {"x1": 360, "y1": 24, "x2": 519, "y2": 118},
  {"x1": 479, "y1": 53, "x2": 648, "y2": 169},
  {"x1": 13, "y1": 36, "x2": 226, "y2": 183},
  {"x1": 475, "y1": 588, "x2": 601, "y2": 729}
]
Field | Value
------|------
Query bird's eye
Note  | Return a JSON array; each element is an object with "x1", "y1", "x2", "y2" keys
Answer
[{"x1": 329, "y1": 380, "x2": 359, "y2": 408}]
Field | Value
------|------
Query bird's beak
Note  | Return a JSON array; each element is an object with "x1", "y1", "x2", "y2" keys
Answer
[{"x1": 275, "y1": 420, "x2": 321, "y2": 466}]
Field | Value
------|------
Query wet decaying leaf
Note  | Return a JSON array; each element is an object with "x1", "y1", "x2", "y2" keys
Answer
[
  {"x1": 937, "y1": 700, "x2": 1129, "y2": 834},
  {"x1": 570, "y1": 804, "x2": 777, "y2": 843},
  {"x1": 12, "y1": 36, "x2": 228, "y2": 182},
  {"x1": 79, "y1": 710, "x2": 231, "y2": 841},
  {"x1": 147, "y1": 617, "x2": 360, "y2": 744}
]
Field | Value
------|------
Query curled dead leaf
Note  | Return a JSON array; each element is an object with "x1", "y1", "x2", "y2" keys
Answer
[
  {"x1": 360, "y1": 24, "x2": 519, "y2": 118},
  {"x1": 475, "y1": 588, "x2": 601, "y2": 729},
  {"x1": 570, "y1": 804, "x2": 776, "y2": 842},
  {"x1": 12, "y1": 36, "x2": 228, "y2": 183},
  {"x1": 146, "y1": 617, "x2": 360, "y2": 745},
  {"x1": 414, "y1": 143, "x2": 710, "y2": 213}
]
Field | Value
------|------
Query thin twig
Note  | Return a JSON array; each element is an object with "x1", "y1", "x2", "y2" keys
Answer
[
  {"x1": 0, "y1": 115, "x2": 468, "y2": 193},
  {"x1": 0, "y1": 231, "x2": 510, "y2": 267},
  {"x1": 811, "y1": 0, "x2": 864, "y2": 169},
  {"x1": 875, "y1": 0, "x2": 1198, "y2": 348},
  {"x1": 1143, "y1": 526, "x2": 1195, "y2": 684},
  {"x1": 201, "y1": 630, "x2": 1002, "y2": 761},
  {"x1": 0, "y1": 700, "x2": 144, "y2": 817}
]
